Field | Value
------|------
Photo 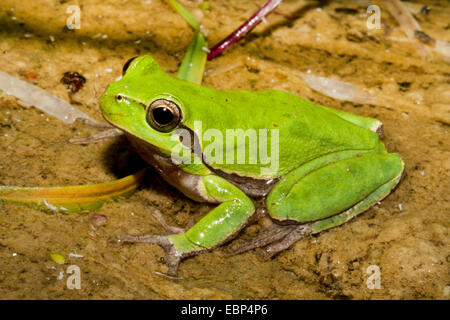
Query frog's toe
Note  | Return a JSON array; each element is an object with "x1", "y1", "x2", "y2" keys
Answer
[
  {"x1": 149, "y1": 208, "x2": 186, "y2": 235},
  {"x1": 257, "y1": 225, "x2": 310, "y2": 261},
  {"x1": 69, "y1": 128, "x2": 122, "y2": 144},
  {"x1": 107, "y1": 233, "x2": 182, "y2": 276},
  {"x1": 164, "y1": 247, "x2": 183, "y2": 277},
  {"x1": 225, "y1": 224, "x2": 297, "y2": 257},
  {"x1": 107, "y1": 233, "x2": 172, "y2": 248}
]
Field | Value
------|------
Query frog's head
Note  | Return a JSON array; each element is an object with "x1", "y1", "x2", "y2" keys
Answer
[{"x1": 100, "y1": 55, "x2": 189, "y2": 158}]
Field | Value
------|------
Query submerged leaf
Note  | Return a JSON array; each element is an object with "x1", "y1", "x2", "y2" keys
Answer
[
  {"x1": 50, "y1": 252, "x2": 66, "y2": 265},
  {"x1": 300, "y1": 74, "x2": 381, "y2": 106},
  {"x1": 383, "y1": 0, "x2": 431, "y2": 59},
  {"x1": 0, "y1": 71, "x2": 97, "y2": 125},
  {"x1": 0, "y1": 169, "x2": 146, "y2": 214}
]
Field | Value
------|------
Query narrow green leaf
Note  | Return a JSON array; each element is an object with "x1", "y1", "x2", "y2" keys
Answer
[
  {"x1": 165, "y1": 0, "x2": 207, "y2": 84},
  {"x1": 177, "y1": 31, "x2": 207, "y2": 84},
  {"x1": 165, "y1": 0, "x2": 200, "y2": 30}
]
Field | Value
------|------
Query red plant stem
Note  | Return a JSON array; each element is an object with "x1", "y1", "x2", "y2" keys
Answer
[{"x1": 207, "y1": 0, "x2": 283, "y2": 60}]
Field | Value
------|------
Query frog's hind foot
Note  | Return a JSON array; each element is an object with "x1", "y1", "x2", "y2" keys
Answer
[
  {"x1": 257, "y1": 224, "x2": 310, "y2": 261},
  {"x1": 149, "y1": 208, "x2": 186, "y2": 234},
  {"x1": 107, "y1": 234, "x2": 181, "y2": 277},
  {"x1": 225, "y1": 223, "x2": 309, "y2": 259}
]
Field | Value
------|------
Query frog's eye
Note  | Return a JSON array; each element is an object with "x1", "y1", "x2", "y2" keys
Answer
[
  {"x1": 146, "y1": 99, "x2": 181, "y2": 132},
  {"x1": 122, "y1": 56, "x2": 138, "y2": 75}
]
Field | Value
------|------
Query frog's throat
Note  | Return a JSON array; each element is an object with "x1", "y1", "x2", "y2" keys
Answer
[{"x1": 125, "y1": 133, "x2": 208, "y2": 202}]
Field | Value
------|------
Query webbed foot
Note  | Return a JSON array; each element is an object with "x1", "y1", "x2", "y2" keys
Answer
[
  {"x1": 148, "y1": 208, "x2": 185, "y2": 234},
  {"x1": 225, "y1": 224, "x2": 310, "y2": 261},
  {"x1": 108, "y1": 234, "x2": 182, "y2": 276},
  {"x1": 225, "y1": 224, "x2": 296, "y2": 256},
  {"x1": 257, "y1": 224, "x2": 310, "y2": 260},
  {"x1": 107, "y1": 208, "x2": 191, "y2": 277}
]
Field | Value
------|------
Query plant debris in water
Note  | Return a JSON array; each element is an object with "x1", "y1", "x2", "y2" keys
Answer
[
  {"x1": 60, "y1": 71, "x2": 86, "y2": 97},
  {"x1": 0, "y1": 70, "x2": 97, "y2": 125}
]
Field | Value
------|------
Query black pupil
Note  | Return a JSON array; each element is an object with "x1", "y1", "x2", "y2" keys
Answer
[{"x1": 153, "y1": 107, "x2": 174, "y2": 126}]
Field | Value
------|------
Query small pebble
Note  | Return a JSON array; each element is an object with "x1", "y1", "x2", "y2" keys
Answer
[
  {"x1": 49, "y1": 252, "x2": 66, "y2": 265},
  {"x1": 92, "y1": 214, "x2": 107, "y2": 227},
  {"x1": 57, "y1": 270, "x2": 64, "y2": 280}
]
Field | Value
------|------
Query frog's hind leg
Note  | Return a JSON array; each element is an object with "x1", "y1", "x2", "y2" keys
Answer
[
  {"x1": 259, "y1": 175, "x2": 402, "y2": 260},
  {"x1": 256, "y1": 152, "x2": 404, "y2": 260},
  {"x1": 316, "y1": 105, "x2": 384, "y2": 137}
]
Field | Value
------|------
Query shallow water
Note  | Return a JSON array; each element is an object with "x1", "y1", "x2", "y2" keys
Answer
[{"x1": 0, "y1": 0, "x2": 448, "y2": 299}]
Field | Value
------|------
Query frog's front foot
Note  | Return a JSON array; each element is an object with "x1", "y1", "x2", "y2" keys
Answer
[
  {"x1": 107, "y1": 209, "x2": 203, "y2": 277},
  {"x1": 69, "y1": 128, "x2": 123, "y2": 144},
  {"x1": 108, "y1": 234, "x2": 182, "y2": 276}
]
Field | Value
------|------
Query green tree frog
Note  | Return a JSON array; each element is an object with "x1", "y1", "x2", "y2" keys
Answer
[{"x1": 100, "y1": 55, "x2": 404, "y2": 276}]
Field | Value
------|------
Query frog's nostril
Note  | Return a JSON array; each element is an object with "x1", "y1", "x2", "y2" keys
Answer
[{"x1": 116, "y1": 94, "x2": 124, "y2": 102}]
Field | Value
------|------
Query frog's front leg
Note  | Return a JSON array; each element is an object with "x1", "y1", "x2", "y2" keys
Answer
[{"x1": 110, "y1": 175, "x2": 255, "y2": 276}]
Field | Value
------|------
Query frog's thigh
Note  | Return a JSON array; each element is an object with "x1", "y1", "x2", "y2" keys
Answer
[
  {"x1": 267, "y1": 153, "x2": 404, "y2": 224},
  {"x1": 170, "y1": 175, "x2": 255, "y2": 252}
]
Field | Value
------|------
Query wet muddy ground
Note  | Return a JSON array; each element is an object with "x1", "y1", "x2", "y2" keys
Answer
[{"x1": 0, "y1": 0, "x2": 448, "y2": 299}]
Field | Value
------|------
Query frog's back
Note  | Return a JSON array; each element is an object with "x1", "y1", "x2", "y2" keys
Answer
[
  {"x1": 177, "y1": 86, "x2": 382, "y2": 178},
  {"x1": 148, "y1": 70, "x2": 382, "y2": 179}
]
